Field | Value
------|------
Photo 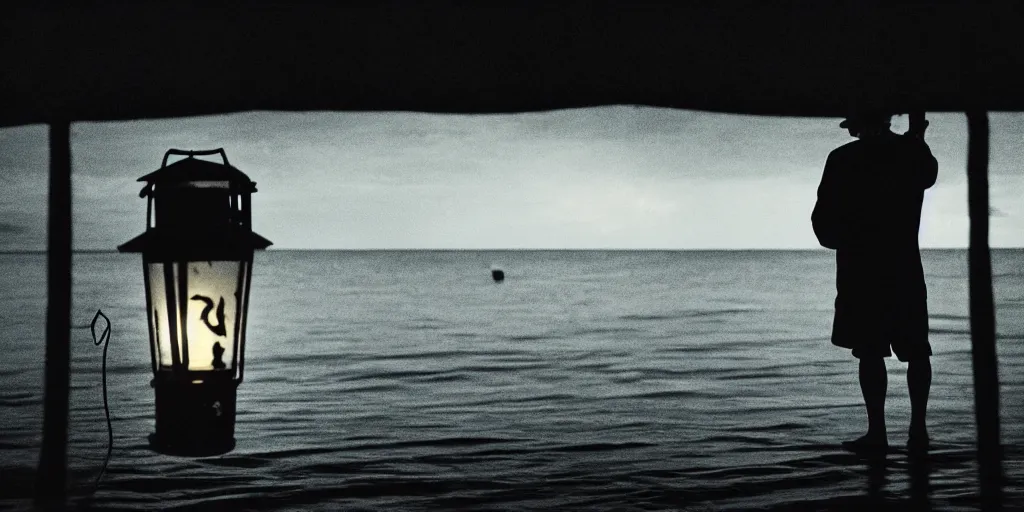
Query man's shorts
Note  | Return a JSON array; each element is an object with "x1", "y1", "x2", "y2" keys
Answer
[{"x1": 831, "y1": 294, "x2": 932, "y2": 362}]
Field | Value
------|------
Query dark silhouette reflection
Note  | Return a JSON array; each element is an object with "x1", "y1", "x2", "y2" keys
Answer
[
  {"x1": 864, "y1": 453, "x2": 888, "y2": 507},
  {"x1": 908, "y1": 452, "x2": 933, "y2": 511},
  {"x1": 812, "y1": 111, "x2": 938, "y2": 454}
]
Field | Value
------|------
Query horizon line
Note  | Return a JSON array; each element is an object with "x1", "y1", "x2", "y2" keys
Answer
[{"x1": 2, "y1": 247, "x2": 1021, "y2": 255}]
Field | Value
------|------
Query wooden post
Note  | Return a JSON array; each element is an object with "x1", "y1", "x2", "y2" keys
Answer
[
  {"x1": 965, "y1": 110, "x2": 1003, "y2": 509},
  {"x1": 35, "y1": 120, "x2": 71, "y2": 509}
]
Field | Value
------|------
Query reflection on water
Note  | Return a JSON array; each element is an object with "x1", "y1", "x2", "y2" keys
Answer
[{"x1": 1, "y1": 250, "x2": 1022, "y2": 510}]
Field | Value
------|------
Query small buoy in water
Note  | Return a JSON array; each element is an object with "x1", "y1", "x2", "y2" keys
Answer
[{"x1": 491, "y1": 269, "x2": 505, "y2": 282}]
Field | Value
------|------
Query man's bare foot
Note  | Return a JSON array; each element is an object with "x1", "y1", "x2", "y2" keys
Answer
[
  {"x1": 842, "y1": 433, "x2": 889, "y2": 454},
  {"x1": 907, "y1": 430, "x2": 930, "y2": 455}
]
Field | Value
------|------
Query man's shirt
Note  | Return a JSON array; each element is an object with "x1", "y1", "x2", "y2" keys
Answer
[{"x1": 812, "y1": 132, "x2": 938, "y2": 300}]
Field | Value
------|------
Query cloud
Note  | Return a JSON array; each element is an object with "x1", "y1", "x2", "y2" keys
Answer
[
  {"x1": 6, "y1": 109, "x2": 1023, "y2": 249},
  {"x1": 0, "y1": 221, "x2": 24, "y2": 233}
]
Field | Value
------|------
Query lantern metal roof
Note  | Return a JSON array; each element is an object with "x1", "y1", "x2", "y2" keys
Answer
[
  {"x1": 137, "y1": 157, "x2": 256, "y2": 191},
  {"x1": 119, "y1": 149, "x2": 272, "y2": 253},
  {"x1": 116, "y1": 230, "x2": 273, "y2": 254}
]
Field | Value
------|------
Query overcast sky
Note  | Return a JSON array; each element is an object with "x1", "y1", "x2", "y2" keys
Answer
[{"x1": 1, "y1": 107, "x2": 1022, "y2": 250}]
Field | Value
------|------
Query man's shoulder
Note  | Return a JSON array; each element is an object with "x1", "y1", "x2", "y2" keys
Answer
[
  {"x1": 829, "y1": 134, "x2": 925, "y2": 158},
  {"x1": 827, "y1": 140, "x2": 863, "y2": 160}
]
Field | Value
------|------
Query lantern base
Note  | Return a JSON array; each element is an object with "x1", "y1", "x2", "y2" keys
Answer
[
  {"x1": 148, "y1": 433, "x2": 236, "y2": 457},
  {"x1": 150, "y1": 374, "x2": 238, "y2": 457}
]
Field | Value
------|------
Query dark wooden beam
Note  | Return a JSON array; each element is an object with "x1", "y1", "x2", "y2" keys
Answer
[
  {"x1": 965, "y1": 110, "x2": 1003, "y2": 509},
  {"x1": 2, "y1": 1, "x2": 1023, "y2": 126},
  {"x1": 35, "y1": 121, "x2": 72, "y2": 510}
]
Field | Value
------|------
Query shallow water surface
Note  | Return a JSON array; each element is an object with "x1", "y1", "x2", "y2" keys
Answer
[{"x1": 1, "y1": 250, "x2": 1022, "y2": 510}]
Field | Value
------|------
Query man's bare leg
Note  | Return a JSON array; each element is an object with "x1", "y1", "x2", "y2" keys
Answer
[
  {"x1": 907, "y1": 356, "x2": 931, "y2": 450},
  {"x1": 843, "y1": 356, "x2": 889, "y2": 452}
]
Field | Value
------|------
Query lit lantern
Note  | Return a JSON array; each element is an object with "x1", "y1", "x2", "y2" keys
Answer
[{"x1": 118, "y1": 149, "x2": 271, "y2": 456}]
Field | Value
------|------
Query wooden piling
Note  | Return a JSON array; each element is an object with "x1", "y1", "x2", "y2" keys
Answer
[
  {"x1": 966, "y1": 110, "x2": 1003, "y2": 509},
  {"x1": 35, "y1": 120, "x2": 71, "y2": 509}
]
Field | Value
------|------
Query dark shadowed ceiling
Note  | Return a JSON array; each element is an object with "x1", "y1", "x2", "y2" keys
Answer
[{"x1": 2, "y1": 0, "x2": 1021, "y2": 127}]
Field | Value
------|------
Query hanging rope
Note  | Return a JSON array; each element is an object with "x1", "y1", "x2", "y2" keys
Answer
[{"x1": 90, "y1": 310, "x2": 113, "y2": 494}]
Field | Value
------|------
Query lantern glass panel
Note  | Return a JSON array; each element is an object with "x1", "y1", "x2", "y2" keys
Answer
[
  {"x1": 146, "y1": 262, "x2": 173, "y2": 370},
  {"x1": 146, "y1": 260, "x2": 250, "y2": 373}
]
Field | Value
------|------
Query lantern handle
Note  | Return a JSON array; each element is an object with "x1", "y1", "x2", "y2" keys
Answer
[{"x1": 161, "y1": 148, "x2": 230, "y2": 168}]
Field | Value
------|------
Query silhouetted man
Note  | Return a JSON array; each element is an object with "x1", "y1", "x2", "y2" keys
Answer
[
  {"x1": 212, "y1": 342, "x2": 226, "y2": 370},
  {"x1": 812, "y1": 111, "x2": 938, "y2": 454}
]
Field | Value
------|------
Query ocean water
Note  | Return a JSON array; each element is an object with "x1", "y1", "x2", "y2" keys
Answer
[{"x1": 1, "y1": 250, "x2": 1023, "y2": 511}]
